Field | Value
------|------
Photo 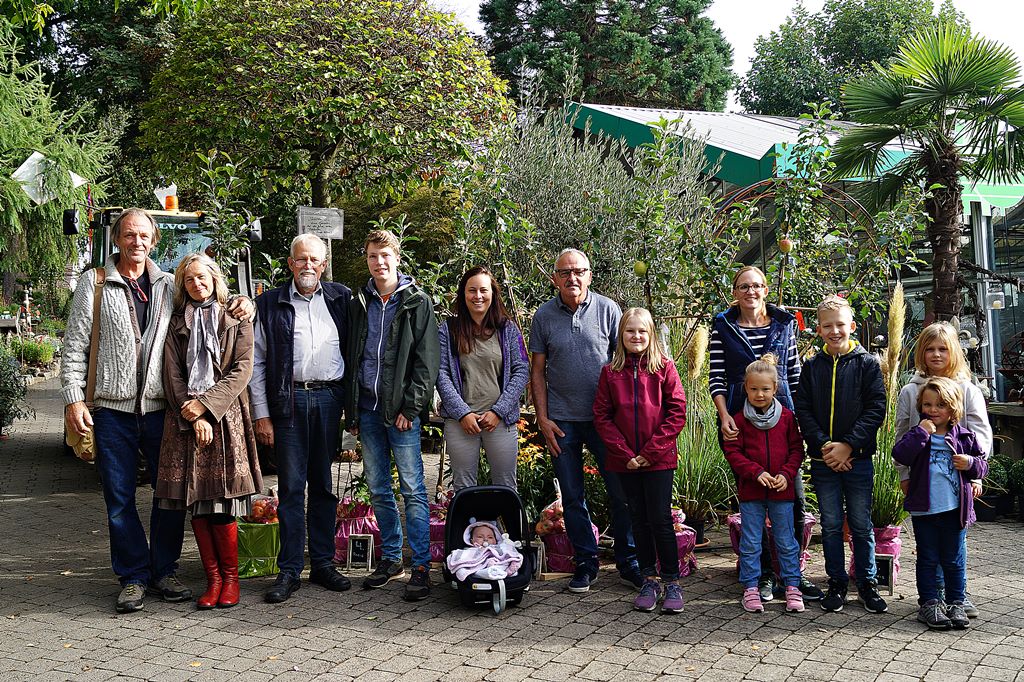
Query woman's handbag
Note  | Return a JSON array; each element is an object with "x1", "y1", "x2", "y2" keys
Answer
[{"x1": 65, "y1": 268, "x2": 105, "y2": 462}]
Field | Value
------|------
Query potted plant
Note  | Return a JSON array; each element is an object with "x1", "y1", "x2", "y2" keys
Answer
[
  {"x1": 1007, "y1": 459, "x2": 1024, "y2": 522},
  {"x1": 975, "y1": 459, "x2": 1007, "y2": 522}
]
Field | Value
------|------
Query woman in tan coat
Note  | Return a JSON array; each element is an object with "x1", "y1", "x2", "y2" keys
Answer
[{"x1": 156, "y1": 253, "x2": 262, "y2": 609}]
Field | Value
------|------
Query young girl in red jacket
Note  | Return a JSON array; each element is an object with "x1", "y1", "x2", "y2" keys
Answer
[
  {"x1": 593, "y1": 308, "x2": 687, "y2": 613},
  {"x1": 722, "y1": 355, "x2": 806, "y2": 614}
]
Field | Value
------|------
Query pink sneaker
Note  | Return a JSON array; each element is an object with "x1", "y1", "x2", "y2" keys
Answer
[
  {"x1": 785, "y1": 586, "x2": 805, "y2": 612},
  {"x1": 742, "y1": 587, "x2": 764, "y2": 613}
]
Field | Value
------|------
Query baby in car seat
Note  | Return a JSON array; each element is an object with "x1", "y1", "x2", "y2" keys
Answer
[{"x1": 446, "y1": 519, "x2": 524, "y2": 581}]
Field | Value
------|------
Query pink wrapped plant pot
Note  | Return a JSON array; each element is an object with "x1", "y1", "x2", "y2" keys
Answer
[
  {"x1": 334, "y1": 497, "x2": 382, "y2": 563},
  {"x1": 542, "y1": 523, "x2": 600, "y2": 573}
]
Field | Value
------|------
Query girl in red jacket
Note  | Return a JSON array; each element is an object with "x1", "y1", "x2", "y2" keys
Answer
[
  {"x1": 593, "y1": 308, "x2": 687, "y2": 613},
  {"x1": 722, "y1": 355, "x2": 805, "y2": 614}
]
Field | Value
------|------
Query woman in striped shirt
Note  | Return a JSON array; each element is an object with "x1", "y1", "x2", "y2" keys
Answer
[{"x1": 709, "y1": 265, "x2": 822, "y2": 602}]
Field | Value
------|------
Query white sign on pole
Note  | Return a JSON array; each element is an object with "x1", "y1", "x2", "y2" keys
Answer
[{"x1": 297, "y1": 207, "x2": 345, "y2": 240}]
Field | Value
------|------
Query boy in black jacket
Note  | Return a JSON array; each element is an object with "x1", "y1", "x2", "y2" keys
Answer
[{"x1": 795, "y1": 296, "x2": 887, "y2": 614}]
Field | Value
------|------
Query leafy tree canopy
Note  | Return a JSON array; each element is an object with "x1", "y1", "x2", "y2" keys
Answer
[
  {"x1": 0, "y1": 19, "x2": 112, "y2": 279},
  {"x1": 738, "y1": 0, "x2": 967, "y2": 116},
  {"x1": 480, "y1": 0, "x2": 735, "y2": 110},
  {"x1": 142, "y1": 0, "x2": 511, "y2": 208}
]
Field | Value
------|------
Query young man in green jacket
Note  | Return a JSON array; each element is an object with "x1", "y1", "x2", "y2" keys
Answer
[{"x1": 345, "y1": 229, "x2": 440, "y2": 601}]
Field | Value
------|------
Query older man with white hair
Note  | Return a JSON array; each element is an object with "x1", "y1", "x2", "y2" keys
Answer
[
  {"x1": 529, "y1": 248, "x2": 639, "y2": 593},
  {"x1": 251, "y1": 234, "x2": 353, "y2": 603}
]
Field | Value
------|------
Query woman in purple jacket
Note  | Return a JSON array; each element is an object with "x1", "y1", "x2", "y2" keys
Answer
[
  {"x1": 892, "y1": 376, "x2": 988, "y2": 631},
  {"x1": 437, "y1": 267, "x2": 529, "y2": 490}
]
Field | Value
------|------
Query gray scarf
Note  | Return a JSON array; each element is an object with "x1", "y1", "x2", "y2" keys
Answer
[
  {"x1": 185, "y1": 299, "x2": 221, "y2": 396},
  {"x1": 743, "y1": 398, "x2": 782, "y2": 431}
]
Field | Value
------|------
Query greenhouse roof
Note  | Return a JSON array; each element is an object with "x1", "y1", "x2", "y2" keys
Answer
[{"x1": 569, "y1": 103, "x2": 1024, "y2": 215}]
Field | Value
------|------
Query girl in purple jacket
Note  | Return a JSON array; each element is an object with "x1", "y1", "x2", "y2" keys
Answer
[
  {"x1": 892, "y1": 376, "x2": 988, "y2": 631},
  {"x1": 593, "y1": 308, "x2": 687, "y2": 614}
]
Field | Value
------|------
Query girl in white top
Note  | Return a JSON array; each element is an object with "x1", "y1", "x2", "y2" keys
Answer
[
  {"x1": 895, "y1": 323, "x2": 992, "y2": 469},
  {"x1": 894, "y1": 322, "x2": 991, "y2": 620}
]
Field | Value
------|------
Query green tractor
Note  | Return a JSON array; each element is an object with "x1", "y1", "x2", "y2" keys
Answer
[{"x1": 65, "y1": 206, "x2": 261, "y2": 297}]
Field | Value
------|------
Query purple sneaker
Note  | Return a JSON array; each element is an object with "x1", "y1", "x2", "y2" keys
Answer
[
  {"x1": 633, "y1": 579, "x2": 661, "y2": 612},
  {"x1": 661, "y1": 582, "x2": 684, "y2": 614}
]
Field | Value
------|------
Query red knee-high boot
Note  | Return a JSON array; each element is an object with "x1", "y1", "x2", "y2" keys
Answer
[
  {"x1": 191, "y1": 517, "x2": 222, "y2": 609},
  {"x1": 212, "y1": 519, "x2": 240, "y2": 608}
]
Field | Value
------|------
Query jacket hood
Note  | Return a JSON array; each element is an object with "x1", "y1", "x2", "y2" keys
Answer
[
  {"x1": 463, "y1": 519, "x2": 503, "y2": 546},
  {"x1": 364, "y1": 272, "x2": 414, "y2": 298}
]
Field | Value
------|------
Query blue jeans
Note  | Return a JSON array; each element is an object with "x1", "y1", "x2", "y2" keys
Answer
[
  {"x1": 810, "y1": 457, "x2": 877, "y2": 585},
  {"x1": 552, "y1": 420, "x2": 637, "y2": 573},
  {"x1": 274, "y1": 386, "x2": 342, "y2": 578},
  {"x1": 94, "y1": 408, "x2": 185, "y2": 587},
  {"x1": 912, "y1": 509, "x2": 967, "y2": 604},
  {"x1": 359, "y1": 410, "x2": 430, "y2": 568},
  {"x1": 739, "y1": 500, "x2": 801, "y2": 589}
]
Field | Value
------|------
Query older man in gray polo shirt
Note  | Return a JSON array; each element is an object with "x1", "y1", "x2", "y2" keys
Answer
[{"x1": 529, "y1": 248, "x2": 640, "y2": 593}]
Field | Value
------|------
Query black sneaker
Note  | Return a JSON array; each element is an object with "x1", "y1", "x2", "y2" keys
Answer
[
  {"x1": 757, "y1": 574, "x2": 776, "y2": 602},
  {"x1": 363, "y1": 559, "x2": 406, "y2": 589},
  {"x1": 619, "y1": 565, "x2": 644, "y2": 590},
  {"x1": 403, "y1": 565, "x2": 431, "y2": 601},
  {"x1": 820, "y1": 579, "x2": 847, "y2": 612},
  {"x1": 857, "y1": 580, "x2": 888, "y2": 614},
  {"x1": 568, "y1": 564, "x2": 598, "y2": 593},
  {"x1": 946, "y1": 601, "x2": 970, "y2": 630},
  {"x1": 798, "y1": 575, "x2": 824, "y2": 601}
]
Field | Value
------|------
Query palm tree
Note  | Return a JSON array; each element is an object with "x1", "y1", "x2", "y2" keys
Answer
[{"x1": 831, "y1": 25, "x2": 1024, "y2": 321}]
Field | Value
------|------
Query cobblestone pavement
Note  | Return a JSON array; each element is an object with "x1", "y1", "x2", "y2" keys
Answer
[{"x1": 1, "y1": 379, "x2": 1022, "y2": 682}]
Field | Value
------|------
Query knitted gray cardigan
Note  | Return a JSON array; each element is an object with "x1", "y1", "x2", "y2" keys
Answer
[{"x1": 60, "y1": 255, "x2": 174, "y2": 414}]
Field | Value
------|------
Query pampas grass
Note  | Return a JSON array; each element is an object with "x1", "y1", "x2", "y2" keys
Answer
[{"x1": 872, "y1": 283, "x2": 910, "y2": 529}]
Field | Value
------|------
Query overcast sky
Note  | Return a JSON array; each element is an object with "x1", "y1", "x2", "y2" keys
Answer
[{"x1": 433, "y1": 0, "x2": 1024, "y2": 112}]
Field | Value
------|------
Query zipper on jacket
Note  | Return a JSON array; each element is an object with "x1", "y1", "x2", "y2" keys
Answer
[
  {"x1": 632, "y1": 357, "x2": 641, "y2": 455},
  {"x1": 764, "y1": 430, "x2": 771, "y2": 500},
  {"x1": 370, "y1": 292, "x2": 389, "y2": 413},
  {"x1": 828, "y1": 353, "x2": 839, "y2": 439}
]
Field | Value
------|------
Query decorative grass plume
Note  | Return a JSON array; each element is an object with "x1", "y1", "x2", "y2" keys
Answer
[
  {"x1": 882, "y1": 283, "x2": 905, "y2": 400},
  {"x1": 686, "y1": 324, "x2": 709, "y2": 382}
]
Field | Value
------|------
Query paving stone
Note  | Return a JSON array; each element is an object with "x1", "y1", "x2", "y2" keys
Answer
[{"x1": 3, "y1": 378, "x2": 1024, "y2": 682}]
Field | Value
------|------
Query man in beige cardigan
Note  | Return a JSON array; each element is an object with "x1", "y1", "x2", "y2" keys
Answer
[{"x1": 61, "y1": 208, "x2": 252, "y2": 614}]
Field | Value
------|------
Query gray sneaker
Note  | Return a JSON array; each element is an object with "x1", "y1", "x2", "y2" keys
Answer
[
  {"x1": 947, "y1": 601, "x2": 970, "y2": 630},
  {"x1": 917, "y1": 599, "x2": 951, "y2": 630},
  {"x1": 116, "y1": 583, "x2": 146, "y2": 613},
  {"x1": 147, "y1": 574, "x2": 192, "y2": 602},
  {"x1": 962, "y1": 593, "x2": 979, "y2": 619}
]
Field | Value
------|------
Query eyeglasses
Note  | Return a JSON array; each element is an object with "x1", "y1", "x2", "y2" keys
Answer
[
  {"x1": 554, "y1": 268, "x2": 590, "y2": 279},
  {"x1": 127, "y1": 277, "x2": 149, "y2": 303},
  {"x1": 293, "y1": 257, "x2": 324, "y2": 267},
  {"x1": 735, "y1": 283, "x2": 766, "y2": 292}
]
